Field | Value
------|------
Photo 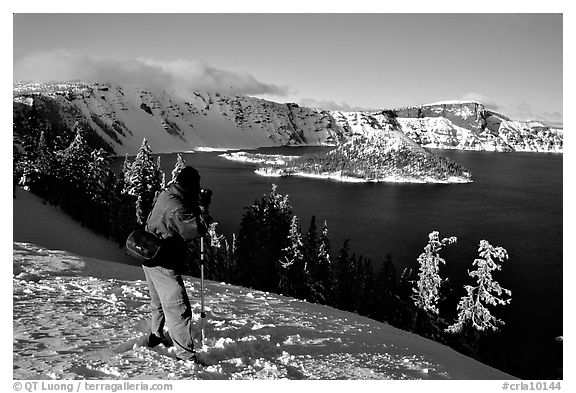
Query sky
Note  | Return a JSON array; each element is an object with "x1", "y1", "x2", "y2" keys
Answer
[{"x1": 12, "y1": 12, "x2": 563, "y2": 127}]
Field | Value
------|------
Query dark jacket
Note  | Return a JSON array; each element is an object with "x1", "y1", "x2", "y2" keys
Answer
[{"x1": 145, "y1": 184, "x2": 206, "y2": 270}]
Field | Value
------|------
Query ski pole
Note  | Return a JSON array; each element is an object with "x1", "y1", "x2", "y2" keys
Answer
[{"x1": 200, "y1": 236, "x2": 206, "y2": 347}]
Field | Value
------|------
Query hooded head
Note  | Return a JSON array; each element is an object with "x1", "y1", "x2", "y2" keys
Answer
[{"x1": 175, "y1": 166, "x2": 201, "y2": 198}]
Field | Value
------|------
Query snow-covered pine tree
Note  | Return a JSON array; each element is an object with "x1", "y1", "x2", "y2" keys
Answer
[
  {"x1": 125, "y1": 139, "x2": 162, "y2": 225},
  {"x1": 412, "y1": 231, "x2": 457, "y2": 315},
  {"x1": 399, "y1": 267, "x2": 414, "y2": 300},
  {"x1": 110, "y1": 154, "x2": 137, "y2": 245},
  {"x1": 20, "y1": 130, "x2": 51, "y2": 183},
  {"x1": 156, "y1": 156, "x2": 166, "y2": 191},
  {"x1": 57, "y1": 127, "x2": 92, "y2": 190},
  {"x1": 317, "y1": 221, "x2": 332, "y2": 273},
  {"x1": 34, "y1": 130, "x2": 57, "y2": 176},
  {"x1": 120, "y1": 154, "x2": 132, "y2": 194},
  {"x1": 86, "y1": 148, "x2": 118, "y2": 235},
  {"x1": 203, "y1": 227, "x2": 236, "y2": 283},
  {"x1": 168, "y1": 153, "x2": 186, "y2": 186},
  {"x1": 87, "y1": 148, "x2": 113, "y2": 207},
  {"x1": 446, "y1": 240, "x2": 512, "y2": 333},
  {"x1": 302, "y1": 216, "x2": 324, "y2": 303},
  {"x1": 279, "y1": 215, "x2": 308, "y2": 298},
  {"x1": 313, "y1": 220, "x2": 334, "y2": 305},
  {"x1": 18, "y1": 129, "x2": 59, "y2": 197}
]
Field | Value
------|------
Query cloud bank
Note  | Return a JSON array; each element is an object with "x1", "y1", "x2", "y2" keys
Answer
[
  {"x1": 13, "y1": 50, "x2": 288, "y2": 98},
  {"x1": 510, "y1": 103, "x2": 563, "y2": 128},
  {"x1": 461, "y1": 92, "x2": 562, "y2": 127},
  {"x1": 461, "y1": 92, "x2": 502, "y2": 112},
  {"x1": 298, "y1": 97, "x2": 377, "y2": 112}
]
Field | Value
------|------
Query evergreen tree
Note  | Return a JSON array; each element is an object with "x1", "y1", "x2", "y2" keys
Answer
[
  {"x1": 120, "y1": 154, "x2": 132, "y2": 194},
  {"x1": 135, "y1": 195, "x2": 148, "y2": 227},
  {"x1": 58, "y1": 128, "x2": 92, "y2": 189},
  {"x1": 310, "y1": 220, "x2": 334, "y2": 305},
  {"x1": 157, "y1": 156, "x2": 166, "y2": 191},
  {"x1": 446, "y1": 240, "x2": 512, "y2": 333},
  {"x1": 304, "y1": 216, "x2": 318, "y2": 266},
  {"x1": 125, "y1": 139, "x2": 162, "y2": 225},
  {"x1": 317, "y1": 221, "x2": 332, "y2": 277},
  {"x1": 235, "y1": 184, "x2": 293, "y2": 292},
  {"x1": 356, "y1": 255, "x2": 376, "y2": 317},
  {"x1": 86, "y1": 148, "x2": 117, "y2": 235},
  {"x1": 381, "y1": 254, "x2": 397, "y2": 295},
  {"x1": 169, "y1": 153, "x2": 186, "y2": 186},
  {"x1": 197, "y1": 221, "x2": 232, "y2": 281},
  {"x1": 34, "y1": 130, "x2": 57, "y2": 176},
  {"x1": 376, "y1": 254, "x2": 398, "y2": 322},
  {"x1": 48, "y1": 127, "x2": 106, "y2": 228},
  {"x1": 13, "y1": 145, "x2": 24, "y2": 196},
  {"x1": 399, "y1": 267, "x2": 414, "y2": 301},
  {"x1": 412, "y1": 230, "x2": 457, "y2": 315},
  {"x1": 279, "y1": 215, "x2": 309, "y2": 298},
  {"x1": 19, "y1": 130, "x2": 59, "y2": 197},
  {"x1": 301, "y1": 216, "x2": 328, "y2": 304},
  {"x1": 206, "y1": 232, "x2": 236, "y2": 284},
  {"x1": 110, "y1": 171, "x2": 137, "y2": 246},
  {"x1": 87, "y1": 149, "x2": 113, "y2": 206},
  {"x1": 334, "y1": 239, "x2": 355, "y2": 312}
]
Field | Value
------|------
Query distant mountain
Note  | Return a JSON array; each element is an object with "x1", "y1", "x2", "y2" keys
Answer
[{"x1": 13, "y1": 82, "x2": 562, "y2": 155}]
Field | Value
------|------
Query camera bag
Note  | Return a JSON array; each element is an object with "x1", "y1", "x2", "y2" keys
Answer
[{"x1": 126, "y1": 230, "x2": 164, "y2": 266}]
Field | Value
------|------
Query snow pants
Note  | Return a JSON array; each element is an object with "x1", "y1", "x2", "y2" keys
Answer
[{"x1": 142, "y1": 265, "x2": 195, "y2": 360}]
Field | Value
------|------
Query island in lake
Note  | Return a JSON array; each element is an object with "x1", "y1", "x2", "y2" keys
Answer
[{"x1": 222, "y1": 127, "x2": 473, "y2": 184}]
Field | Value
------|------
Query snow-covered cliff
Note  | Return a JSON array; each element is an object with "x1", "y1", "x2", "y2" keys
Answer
[
  {"x1": 13, "y1": 82, "x2": 562, "y2": 155},
  {"x1": 392, "y1": 102, "x2": 563, "y2": 153},
  {"x1": 13, "y1": 82, "x2": 342, "y2": 155}
]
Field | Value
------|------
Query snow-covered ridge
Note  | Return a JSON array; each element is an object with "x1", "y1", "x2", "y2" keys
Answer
[
  {"x1": 13, "y1": 81, "x2": 562, "y2": 155},
  {"x1": 388, "y1": 102, "x2": 562, "y2": 153},
  {"x1": 13, "y1": 189, "x2": 513, "y2": 380}
]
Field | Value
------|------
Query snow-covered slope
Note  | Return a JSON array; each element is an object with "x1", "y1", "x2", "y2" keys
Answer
[
  {"x1": 13, "y1": 189, "x2": 134, "y2": 265},
  {"x1": 392, "y1": 102, "x2": 563, "y2": 152},
  {"x1": 13, "y1": 82, "x2": 562, "y2": 155},
  {"x1": 12, "y1": 189, "x2": 513, "y2": 380},
  {"x1": 13, "y1": 82, "x2": 342, "y2": 154}
]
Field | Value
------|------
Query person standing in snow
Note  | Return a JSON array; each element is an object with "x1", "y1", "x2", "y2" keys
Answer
[{"x1": 143, "y1": 166, "x2": 212, "y2": 362}]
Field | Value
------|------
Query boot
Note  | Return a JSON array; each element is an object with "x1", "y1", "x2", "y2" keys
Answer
[{"x1": 147, "y1": 332, "x2": 173, "y2": 348}]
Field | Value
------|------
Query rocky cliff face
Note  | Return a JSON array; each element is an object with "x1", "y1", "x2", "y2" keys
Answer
[
  {"x1": 13, "y1": 82, "x2": 562, "y2": 155},
  {"x1": 390, "y1": 102, "x2": 563, "y2": 153},
  {"x1": 13, "y1": 82, "x2": 344, "y2": 155}
]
